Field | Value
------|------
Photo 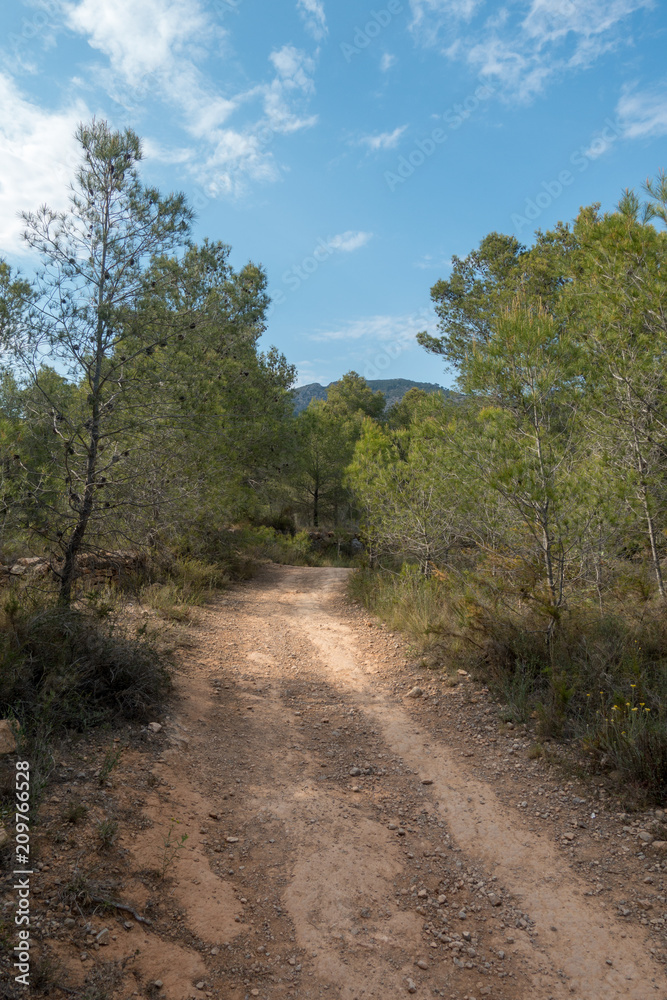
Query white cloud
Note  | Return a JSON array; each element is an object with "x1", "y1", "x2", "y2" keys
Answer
[
  {"x1": 327, "y1": 231, "x2": 373, "y2": 252},
  {"x1": 380, "y1": 52, "x2": 397, "y2": 71},
  {"x1": 61, "y1": 3, "x2": 320, "y2": 197},
  {"x1": 312, "y1": 310, "x2": 432, "y2": 344},
  {"x1": 410, "y1": 0, "x2": 653, "y2": 102},
  {"x1": 0, "y1": 73, "x2": 90, "y2": 253},
  {"x1": 263, "y1": 45, "x2": 319, "y2": 134},
  {"x1": 297, "y1": 0, "x2": 328, "y2": 41},
  {"x1": 63, "y1": 0, "x2": 213, "y2": 87},
  {"x1": 616, "y1": 80, "x2": 667, "y2": 139},
  {"x1": 358, "y1": 125, "x2": 408, "y2": 151}
]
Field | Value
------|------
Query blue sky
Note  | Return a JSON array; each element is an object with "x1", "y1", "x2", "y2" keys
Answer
[{"x1": 1, "y1": 0, "x2": 666, "y2": 389}]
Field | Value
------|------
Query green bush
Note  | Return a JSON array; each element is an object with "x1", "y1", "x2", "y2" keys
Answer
[
  {"x1": 349, "y1": 562, "x2": 667, "y2": 799},
  {"x1": 0, "y1": 588, "x2": 171, "y2": 732}
]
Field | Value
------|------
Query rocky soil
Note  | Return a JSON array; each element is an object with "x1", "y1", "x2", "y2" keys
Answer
[{"x1": 2, "y1": 564, "x2": 667, "y2": 1000}]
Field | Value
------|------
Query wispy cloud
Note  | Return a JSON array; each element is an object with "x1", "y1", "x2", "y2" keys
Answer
[
  {"x1": 616, "y1": 80, "x2": 667, "y2": 139},
  {"x1": 63, "y1": 0, "x2": 215, "y2": 88},
  {"x1": 311, "y1": 310, "x2": 432, "y2": 343},
  {"x1": 380, "y1": 52, "x2": 397, "y2": 71},
  {"x1": 0, "y1": 73, "x2": 90, "y2": 253},
  {"x1": 410, "y1": 0, "x2": 654, "y2": 102},
  {"x1": 297, "y1": 0, "x2": 328, "y2": 41},
  {"x1": 327, "y1": 230, "x2": 373, "y2": 252},
  {"x1": 60, "y1": 1, "x2": 320, "y2": 197},
  {"x1": 358, "y1": 125, "x2": 408, "y2": 151}
]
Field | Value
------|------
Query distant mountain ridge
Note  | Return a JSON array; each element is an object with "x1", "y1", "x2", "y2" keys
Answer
[{"x1": 292, "y1": 378, "x2": 447, "y2": 413}]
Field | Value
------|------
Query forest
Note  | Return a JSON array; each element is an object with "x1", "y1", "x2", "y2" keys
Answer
[{"x1": 2, "y1": 119, "x2": 667, "y2": 799}]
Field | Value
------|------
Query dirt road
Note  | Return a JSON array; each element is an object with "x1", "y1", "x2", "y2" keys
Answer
[{"x1": 42, "y1": 565, "x2": 667, "y2": 1000}]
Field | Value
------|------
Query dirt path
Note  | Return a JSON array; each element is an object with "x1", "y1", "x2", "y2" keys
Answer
[{"x1": 31, "y1": 565, "x2": 667, "y2": 1000}]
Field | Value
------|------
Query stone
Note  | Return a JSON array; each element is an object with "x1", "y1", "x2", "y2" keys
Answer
[
  {"x1": 147, "y1": 722, "x2": 162, "y2": 733},
  {"x1": 226, "y1": 836, "x2": 239, "y2": 843},
  {"x1": 352, "y1": 786, "x2": 361, "y2": 793},
  {"x1": 458, "y1": 910, "x2": 467, "y2": 920},
  {"x1": 349, "y1": 767, "x2": 362, "y2": 776},
  {"x1": 0, "y1": 719, "x2": 18, "y2": 755},
  {"x1": 417, "y1": 889, "x2": 428, "y2": 899},
  {"x1": 421, "y1": 779, "x2": 433, "y2": 785},
  {"x1": 487, "y1": 892, "x2": 502, "y2": 907},
  {"x1": 64, "y1": 918, "x2": 76, "y2": 928},
  {"x1": 406, "y1": 979, "x2": 417, "y2": 994},
  {"x1": 210, "y1": 948, "x2": 219, "y2": 956},
  {"x1": 196, "y1": 983, "x2": 205, "y2": 990},
  {"x1": 416, "y1": 959, "x2": 428, "y2": 970},
  {"x1": 96, "y1": 928, "x2": 110, "y2": 946},
  {"x1": 638, "y1": 830, "x2": 654, "y2": 844},
  {"x1": 0, "y1": 826, "x2": 9, "y2": 849},
  {"x1": 437, "y1": 895, "x2": 447, "y2": 905},
  {"x1": 154, "y1": 981, "x2": 163, "y2": 989},
  {"x1": 407, "y1": 687, "x2": 423, "y2": 699},
  {"x1": 563, "y1": 832, "x2": 575, "y2": 841},
  {"x1": 652, "y1": 841, "x2": 667, "y2": 851}
]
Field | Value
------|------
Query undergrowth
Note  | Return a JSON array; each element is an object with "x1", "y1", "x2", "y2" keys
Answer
[{"x1": 349, "y1": 560, "x2": 667, "y2": 800}]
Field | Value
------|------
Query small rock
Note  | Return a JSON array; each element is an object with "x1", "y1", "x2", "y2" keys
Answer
[
  {"x1": 210, "y1": 948, "x2": 219, "y2": 956},
  {"x1": 96, "y1": 928, "x2": 110, "y2": 946},
  {"x1": 0, "y1": 826, "x2": 9, "y2": 849},
  {"x1": 458, "y1": 910, "x2": 467, "y2": 920},
  {"x1": 397, "y1": 828, "x2": 406, "y2": 836},
  {"x1": 251, "y1": 991, "x2": 260, "y2": 997},
  {"x1": 406, "y1": 978, "x2": 417, "y2": 994},
  {"x1": 638, "y1": 830, "x2": 654, "y2": 844},
  {"x1": 209, "y1": 812, "x2": 220, "y2": 821},
  {"x1": 349, "y1": 767, "x2": 362, "y2": 776},
  {"x1": 497, "y1": 950, "x2": 505, "y2": 960},
  {"x1": 64, "y1": 917, "x2": 76, "y2": 928},
  {"x1": 416, "y1": 959, "x2": 428, "y2": 970},
  {"x1": 154, "y1": 981, "x2": 163, "y2": 989},
  {"x1": 417, "y1": 889, "x2": 428, "y2": 899},
  {"x1": 653, "y1": 840, "x2": 667, "y2": 851},
  {"x1": 488, "y1": 892, "x2": 502, "y2": 907},
  {"x1": 226, "y1": 836, "x2": 239, "y2": 843},
  {"x1": 563, "y1": 832, "x2": 575, "y2": 841},
  {"x1": 196, "y1": 983, "x2": 205, "y2": 990},
  {"x1": 352, "y1": 786, "x2": 362, "y2": 793},
  {"x1": 288, "y1": 957, "x2": 296, "y2": 966},
  {"x1": 387, "y1": 823, "x2": 398, "y2": 830},
  {"x1": 80, "y1": 952, "x2": 88, "y2": 962},
  {"x1": 147, "y1": 722, "x2": 162, "y2": 733},
  {"x1": 421, "y1": 778, "x2": 433, "y2": 785},
  {"x1": 437, "y1": 895, "x2": 447, "y2": 905},
  {"x1": 407, "y1": 687, "x2": 423, "y2": 699}
]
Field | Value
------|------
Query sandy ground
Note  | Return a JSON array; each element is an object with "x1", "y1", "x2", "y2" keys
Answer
[{"x1": 7, "y1": 564, "x2": 667, "y2": 1000}]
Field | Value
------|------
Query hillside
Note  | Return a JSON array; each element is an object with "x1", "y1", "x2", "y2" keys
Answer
[{"x1": 292, "y1": 377, "x2": 446, "y2": 413}]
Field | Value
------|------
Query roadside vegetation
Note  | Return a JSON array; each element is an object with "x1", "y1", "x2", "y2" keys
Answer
[
  {"x1": 1, "y1": 117, "x2": 666, "y2": 805},
  {"x1": 347, "y1": 175, "x2": 667, "y2": 801}
]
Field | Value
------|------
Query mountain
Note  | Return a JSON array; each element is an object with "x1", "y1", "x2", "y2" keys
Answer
[{"x1": 292, "y1": 378, "x2": 447, "y2": 414}]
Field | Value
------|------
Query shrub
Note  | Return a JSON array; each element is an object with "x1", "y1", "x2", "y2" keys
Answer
[
  {"x1": 349, "y1": 561, "x2": 667, "y2": 799},
  {"x1": 0, "y1": 589, "x2": 171, "y2": 732}
]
